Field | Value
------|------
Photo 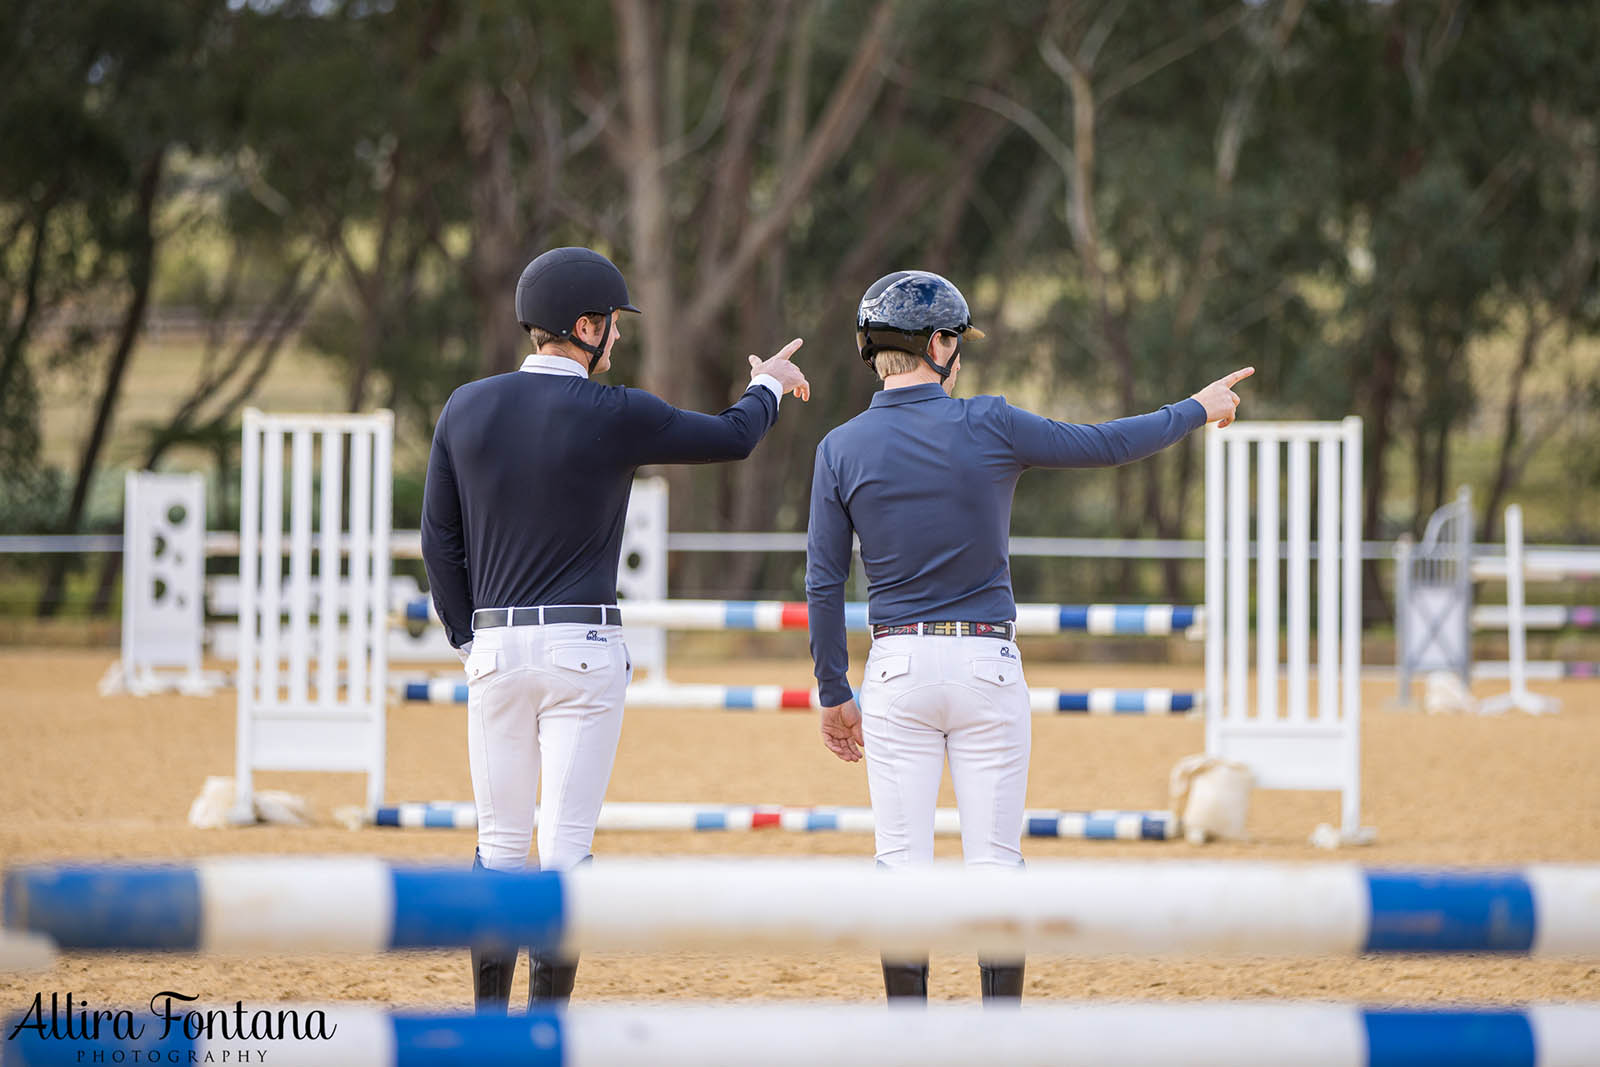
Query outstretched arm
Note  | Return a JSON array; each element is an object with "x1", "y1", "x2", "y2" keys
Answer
[
  {"x1": 625, "y1": 339, "x2": 808, "y2": 466},
  {"x1": 1010, "y1": 366, "x2": 1254, "y2": 469}
]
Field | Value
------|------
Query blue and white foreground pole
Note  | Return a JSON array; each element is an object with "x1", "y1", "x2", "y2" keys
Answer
[
  {"x1": 3, "y1": 1003, "x2": 1598, "y2": 1067},
  {"x1": 8, "y1": 859, "x2": 1600, "y2": 958}
]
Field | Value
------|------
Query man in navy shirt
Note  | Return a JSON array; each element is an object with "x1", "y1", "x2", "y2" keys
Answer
[
  {"x1": 805, "y1": 269, "x2": 1250, "y2": 1002},
  {"x1": 423, "y1": 246, "x2": 808, "y2": 1011}
]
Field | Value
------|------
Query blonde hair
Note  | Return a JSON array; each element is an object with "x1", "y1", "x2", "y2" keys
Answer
[{"x1": 872, "y1": 348, "x2": 923, "y2": 379}]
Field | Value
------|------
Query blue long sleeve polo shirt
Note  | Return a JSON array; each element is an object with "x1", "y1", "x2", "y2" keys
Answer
[{"x1": 805, "y1": 383, "x2": 1206, "y2": 706}]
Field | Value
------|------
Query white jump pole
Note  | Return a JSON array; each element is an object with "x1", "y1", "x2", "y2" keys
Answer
[
  {"x1": 3, "y1": 1003, "x2": 1595, "y2": 1067},
  {"x1": 10, "y1": 858, "x2": 1600, "y2": 959},
  {"x1": 565, "y1": 1003, "x2": 1597, "y2": 1067}
]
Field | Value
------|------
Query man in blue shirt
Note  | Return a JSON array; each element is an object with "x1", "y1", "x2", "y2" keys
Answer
[
  {"x1": 423, "y1": 247, "x2": 808, "y2": 1012},
  {"x1": 805, "y1": 269, "x2": 1251, "y2": 1002}
]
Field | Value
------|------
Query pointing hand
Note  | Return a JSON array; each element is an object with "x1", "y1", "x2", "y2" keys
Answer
[
  {"x1": 748, "y1": 338, "x2": 810, "y2": 402},
  {"x1": 1191, "y1": 366, "x2": 1254, "y2": 428}
]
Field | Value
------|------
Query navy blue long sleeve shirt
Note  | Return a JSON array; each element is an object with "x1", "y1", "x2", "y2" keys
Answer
[
  {"x1": 422, "y1": 362, "x2": 779, "y2": 648},
  {"x1": 805, "y1": 384, "x2": 1206, "y2": 706}
]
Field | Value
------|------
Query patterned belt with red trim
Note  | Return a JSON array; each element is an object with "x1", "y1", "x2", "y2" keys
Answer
[{"x1": 869, "y1": 620, "x2": 1015, "y2": 640}]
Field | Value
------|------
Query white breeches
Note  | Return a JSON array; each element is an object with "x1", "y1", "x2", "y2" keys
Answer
[
  {"x1": 860, "y1": 633, "x2": 1031, "y2": 870},
  {"x1": 464, "y1": 622, "x2": 630, "y2": 873}
]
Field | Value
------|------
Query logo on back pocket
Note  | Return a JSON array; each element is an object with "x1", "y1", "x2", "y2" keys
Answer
[
  {"x1": 585, "y1": 629, "x2": 607, "y2": 642},
  {"x1": 1000, "y1": 646, "x2": 1015, "y2": 659}
]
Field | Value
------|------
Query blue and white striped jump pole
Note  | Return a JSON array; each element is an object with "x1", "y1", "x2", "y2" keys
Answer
[
  {"x1": 402, "y1": 598, "x2": 1202, "y2": 636},
  {"x1": 9, "y1": 859, "x2": 1600, "y2": 958},
  {"x1": 367, "y1": 802, "x2": 1178, "y2": 841},
  {"x1": 396, "y1": 680, "x2": 1201, "y2": 715},
  {"x1": 4, "y1": 1003, "x2": 1597, "y2": 1067}
]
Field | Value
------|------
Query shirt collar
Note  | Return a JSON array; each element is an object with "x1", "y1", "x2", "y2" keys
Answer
[
  {"x1": 519, "y1": 353, "x2": 588, "y2": 378},
  {"x1": 870, "y1": 383, "x2": 948, "y2": 408}
]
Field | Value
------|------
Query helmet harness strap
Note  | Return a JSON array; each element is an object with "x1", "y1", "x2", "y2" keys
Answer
[
  {"x1": 566, "y1": 311, "x2": 614, "y2": 373},
  {"x1": 920, "y1": 330, "x2": 958, "y2": 380}
]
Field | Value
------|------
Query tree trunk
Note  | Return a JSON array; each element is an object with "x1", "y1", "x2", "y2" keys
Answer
[
  {"x1": 1429, "y1": 411, "x2": 1450, "y2": 517},
  {"x1": 677, "y1": 0, "x2": 898, "y2": 345},
  {"x1": 0, "y1": 200, "x2": 54, "y2": 410},
  {"x1": 613, "y1": 0, "x2": 677, "y2": 401},
  {"x1": 464, "y1": 82, "x2": 528, "y2": 379},
  {"x1": 340, "y1": 138, "x2": 407, "y2": 413},
  {"x1": 1163, "y1": 435, "x2": 1197, "y2": 599},
  {"x1": 0, "y1": 198, "x2": 60, "y2": 475},
  {"x1": 1480, "y1": 309, "x2": 1545, "y2": 543},
  {"x1": 721, "y1": 287, "x2": 782, "y2": 597},
  {"x1": 1409, "y1": 402, "x2": 1428, "y2": 535},
  {"x1": 88, "y1": 262, "x2": 326, "y2": 615},
  {"x1": 37, "y1": 150, "x2": 165, "y2": 618},
  {"x1": 1359, "y1": 324, "x2": 1401, "y2": 624}
]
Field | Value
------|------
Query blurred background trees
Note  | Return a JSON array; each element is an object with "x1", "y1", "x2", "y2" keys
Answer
[{"x1": 2, "y1": 0, "x2": 1596, "y2": 613}]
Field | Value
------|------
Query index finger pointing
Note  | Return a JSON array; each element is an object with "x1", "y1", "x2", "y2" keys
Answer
[
  {"x1": 1222, "y1": 366, "x2": 1255, "y2": 387},
  {"x1": 773, "y1": 337, "x2": 803, "y2": 362}
]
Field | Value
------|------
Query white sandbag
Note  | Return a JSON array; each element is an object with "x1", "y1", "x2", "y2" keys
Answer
[
  {"x1": 1168, "y1": 755, "x2": 1254, "y2": 845},
  {"x1": 1423, "y1": 670, "x2": 1478, "y2": 715},
  {"x1": 187, "y1": 775, "x2": 310, "y2": 828}
]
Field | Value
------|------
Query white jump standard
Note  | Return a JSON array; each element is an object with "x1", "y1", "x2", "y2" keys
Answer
[
  {"x1": 234, "y1": 410, "x2": 394, "y2": 821},
  {"x1": 106, "y1": 471, "x2": 213, "y2": 696},
  {"x1": 12, "y1": 858, "x2": 1597, "y2": 958},
  {"x1": 1396, "y1": 485, "x2": 1596, "y2": 707},
  {"x1": 1204, "y1": 418, "x2": 1370, "y2": 843}
]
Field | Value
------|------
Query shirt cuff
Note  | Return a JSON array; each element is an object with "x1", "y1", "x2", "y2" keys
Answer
[
  {"x1": 750, "y1": 374, "x2": 783, "y2": 408},
  {"x1": 817, "y1": 677, "x2": 855, "y2": 707},
  {"x1": 1178, "y1": 396, "x2": 1207, "y2": 429}
]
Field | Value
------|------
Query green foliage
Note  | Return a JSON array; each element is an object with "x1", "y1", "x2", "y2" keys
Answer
[
  {"x1": 4, "y1": 0, "x2": 1600, "y2": 602},
  {"x1": 0, "y1": 0, "x2": 230, "y2": 510}
]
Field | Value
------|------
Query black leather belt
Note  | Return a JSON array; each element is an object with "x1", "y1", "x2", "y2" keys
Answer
[
  {"x1": 472, "y1": 605, "x2": 622, "y2": 629},
  {"x1": 871, "y1": 621, "x2": 1015, "y2": 640}
]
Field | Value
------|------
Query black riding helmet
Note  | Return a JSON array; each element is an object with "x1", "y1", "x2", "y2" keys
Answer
[
  {"x1": 856, "y1": 270, "x2": 984, "y2": 379},
  {"x1": 515, "y1": 247, "x2": 641, "y2": 371}
]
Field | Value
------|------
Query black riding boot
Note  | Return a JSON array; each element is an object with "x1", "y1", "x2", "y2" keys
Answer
[
  {"x1": 470, "y1": 852, "x2": 517, "y2": 1013},
  {"x1": 529, "y1": 853, "x2": 588, "y2": 1006},
  {"x1": 881, "y1": 958, "x2": 930, "y2": 1001},
  {"x1": 979, "y1": 959, "x2": 1025, "y2": 1002},
  {"x1": 472, "y1": 944, "x2": 517, "y2": 1012},
  {"x1": 528, "y1": 954, "x2": 580, "y2": 1005}
]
